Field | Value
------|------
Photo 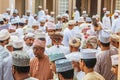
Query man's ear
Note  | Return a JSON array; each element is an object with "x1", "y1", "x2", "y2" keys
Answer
[{"x1": 12, "y1": 66, "x2": 16, "y2": 74}]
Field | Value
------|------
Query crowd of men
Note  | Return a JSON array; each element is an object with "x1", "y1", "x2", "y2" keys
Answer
[{"x1": 0, "y1": 5, "x2": 119, "y2": 80}]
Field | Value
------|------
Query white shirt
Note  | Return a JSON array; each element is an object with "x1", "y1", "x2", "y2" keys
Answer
[
  {"x1": 0, "y1": 45, "x2": 13, "y2": 80},
  {"x1": 46, "y1": 45, "x2": 70, "y2": 55}
]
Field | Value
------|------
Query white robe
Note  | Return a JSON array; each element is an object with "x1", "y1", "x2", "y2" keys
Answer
[
  {"x1": 62, "y1": 28, "x2": 75, "y2": 47},
  {"x1": 27, "y1": 15, "x2": 36, "y2": 26},
  {"x1": 0, "y1": 45, "x2": 13, "y2": 80},
  {"x1": 38, "y1": 10, "x2": 45, "y2": 21},
  {"x1": 111, "y1": 18, "x2": 120, "y2": 33},
  {"x1": 74, "y1": 10, "x2": 80, "y2": 21},
  {"x1": 102, "y1": 16, "x2": 111, "y2": 30}
]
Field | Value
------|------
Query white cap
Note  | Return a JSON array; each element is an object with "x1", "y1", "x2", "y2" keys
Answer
[
  {"x1": 50, "y1": 11, "x2": 54, "y2": 15},
  {"x1": 11, "y1": 19, "x2": 18, "y2": 24},
  {"x1": 78, "y1": 17, "x2": 85, "y2": 22},
  {"x1": 49, "y1": 17, "x2": 55, "y2": 22},
  {"x1": 68, "y1": 20, "x2": 76, "y2": 25},
  {"x1": 86, "y1": 17, "x2": 92, "y2": 22},
  {"x1": 0, "y1": 29, "x2": 10, "y2": 41},
  {"x1": 105, "y1": 11, "x2": 110, "y2": 14},
  {"x1": 19, "y1": 18, "x2": 26, "y2": 23},
  {"x1": 12, "y1": 51, "x2": 30, "y2": 66},
  {"x1": 13, "y1": 9, "x2": 18, "y2": 14},
  {"x1": 25, "y1": 33, "x2": 35, "y2": 39},
  {"x1": 32, "y1": 22, "x2": 39, "y2": 26},
  {"x1": 65, "y1": 52, "x2": 81, "y2": 62},
  {"x1": 45, "y1": 22, "x2": 56, "y2": 30},
  {"x1": 99, "y1": 30, "x2": 110, "y2": 43},
  {"x1": 114, "y1": 13, "x2": 119, "y2": 16},
  {"x1": 13, "y1": 39, "x2": 23, "y2": 48},
  {"x1": 38, "y1": 6, "x2": 42, "y2": 8},
  {"x1": 55, "y1": 59, "x2": 73, "y2": 72},
  {"x1": 56, "y1": 15, "x2": 61, "y2": 19},
  {"x1": 103, "y1": 7, "x2": 107, "y2": 10},
  {"x1": 6, "y1": 8, "x2": 11, "y2": 11},
  {"x1": 80, "y1": 49, "x2": 96, "y2": 59},
  {"x1": 35, "y1": 32, "x2": 46, "y2": 39},
  {"x1": 115, "y1": 10, "x2": 120, "y2": 13},
  {"x1": 39, "y1": 17, "x2": 46, "y2": 22},
  {"x1": 74, "y1": 7, "x2": 77, "y2": 10},
  {"x1": 111, "y1": 54, "x2": 118, "y2": 66},
  {"x1": 82, "y1": 11, "x2": 87, "y2": 14},
  {"x1": 26, "y1": 10, "x2": 30, "y2": 13}
]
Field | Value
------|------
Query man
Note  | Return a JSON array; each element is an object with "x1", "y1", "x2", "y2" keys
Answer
[
  {"x1": 25, "y1": 10, "x2": 35, "y2": 26},
  {"x1": 69, "y1": 37, "x2": 81, "y2": 52},
  {"x1": 66, "y1": 37, "x2": 84, "y2": 80},
  {"x1": 47, "y1": 32, "x2": 70, "y2": 55},
  {"x1": 79, "y1": 49, "x2": 105, "y2": 80},
  {"x1": 38, "y1": 6, "x2": 45, "y2": 21},
  {"x1": 94, "y1": 30, "x2": 117, "y2": 80},
  {"x1": 0, "y1": 29, "x2": 13, "y2": 80},
  {"x1": 30, "y1": 38, "x2": 52, "y2": 80},
  {"x1": 74, "y1": 7, "x2": 80, "y2": 21},
  {"x1": 39, "y1": 18, "x2": 46, "y2": 32},
  {"x1": 102, "y1": 11, "x2": 111, "y2": 30},
  {"x1": 23, "y1": 33, "x2": 35, "y2": 59},
  {"x1": 48, "y1": 53, "x2": 65, "y2": 80},
  {"x1": 86, "y1": 36, "x2": 98, "y2": 49},
  {"x1": 12, "y1": 51, "x2": 38, "y2": 80},
  {"x1": 55, "y1": 59, "x2": 74, "y2": 80},
  {"x1": 11, "y1": 9, "x2": 20, "y2": 21},
  {"x1": 62, "y1": 20, "x2": 75, "y2": 47}
]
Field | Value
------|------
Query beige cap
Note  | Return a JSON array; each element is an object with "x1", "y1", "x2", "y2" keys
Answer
[
  {"x1": 86, "y1": 36, "x2": 98, "y2": 49},
  {"x1": 69, "y1": 37, "x2": 81, "y2": 47},
  {"x1": 110, "y1": 34, "x2": 120, "y2": 42}
]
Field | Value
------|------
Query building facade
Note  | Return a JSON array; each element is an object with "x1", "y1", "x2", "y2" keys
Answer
[{"x1": 0, "y1": 0, "x2": 119, "y2": 19}]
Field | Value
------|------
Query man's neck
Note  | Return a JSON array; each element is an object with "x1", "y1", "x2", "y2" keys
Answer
[
  {"x1": 101, "y1": 46, "x2": 110, "y2": 51},
  {"x1": 84, "y1": 67, "x2": 94, "y2": 74},
  {"x1": 15, "y1": 74, "x2": 30, "y2": 80}
]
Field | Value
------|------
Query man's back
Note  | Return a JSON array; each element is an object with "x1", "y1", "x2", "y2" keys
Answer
[{"x1": 94, "y1": 50, "x2": 117, "y2": 80}]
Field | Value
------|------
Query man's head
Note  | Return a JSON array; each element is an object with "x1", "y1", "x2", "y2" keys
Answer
[
  {"x1": 38, "y1": 6, "x2": 42, "y2": 11},
  {"x1": 79, "y1": 49, "x2": 97, "y2": 72},
  {"x1": 55, "y1": 59, "x2": 74, "y2": 79},
  {"x1": 24, "y1": 33, "x2": 35, "y2": 46},
  {"x1": 110, "y1": 34, "x2": 119, "y2": 48},
  {"x1": 98, "y1": 30, "x2": 110, "y2": 48},
  {"x1": 0, "y1": 29, "x2": 10, "y2": 46},
  {"x1": 49, "y1": 53, "x2": 65, "y2": 73},
  {"x1": 39, "y1": 18, "x2": 46, "y2": 27},
  {"x1": 68, "y1": 20, "x2": 75, "y2": 30},
  {"x1": 69, "y1": 37, "x2": 81, "y2": 52},
  {"x1": 86, "y1": 36, "x2": 98, "y2": 49},
  {"x1": 33, "y1": 38, "x2": 46, "y2": 59},
  {"x1": 50, "y1": 32, "x2": 63, "y2": 45},
  {"x1": 13, "y1": 39, "x2": 23, "y2": 51},
  {"x1": 12, "y1": 51, "x2": 30, "y2": 79},
  {"x1": 26, "y1": 10, "x2": 31, "y2": 16},
  {"x1": 32, "y1": 22, "x2": 39, "y2": 30}
]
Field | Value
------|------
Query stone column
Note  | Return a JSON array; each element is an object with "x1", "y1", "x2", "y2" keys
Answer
[
  {"x1": 9, "y1": 0, "x2": 15, "y2": 14},
  {"x1": 97, "y1": 0, "x2": 101, "y2": 18},
  {"x1": 43, "y1": 0, "x2": 46, "y2": 10}
]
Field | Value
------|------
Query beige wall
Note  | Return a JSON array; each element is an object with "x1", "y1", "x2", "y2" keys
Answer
[{"x1": 0, "y1": 0, "x2": 9, "y2": 14}]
